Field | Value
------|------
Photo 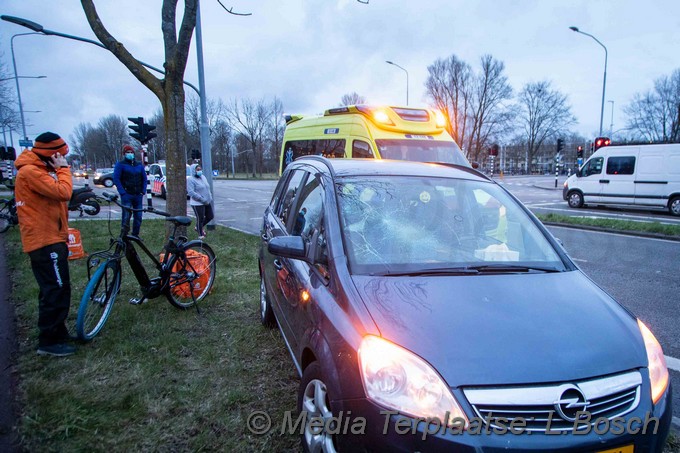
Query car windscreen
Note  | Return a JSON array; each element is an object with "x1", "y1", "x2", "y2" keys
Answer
[
  {"x1": 375, "y1": 139, "x2": 469, "y2": 167},
  {"x1": 335, "y1": 176, "x2": 567, "y2": 275}
]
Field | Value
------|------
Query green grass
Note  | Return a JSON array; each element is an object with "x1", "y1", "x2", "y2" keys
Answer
[
  {"x1": 5, "y1": 220, "x2": 299, "y2": 451},
  {"x1": 214, "y1": 172, "x2": 279, "y2": 180},
  {"x1": 536, "y1": 213, "x2": 680, "y2": 236}
]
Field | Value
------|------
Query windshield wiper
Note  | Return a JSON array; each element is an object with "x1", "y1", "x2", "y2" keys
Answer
[
  {"x1": 466, "y1": 264, "x2": 561, "y2": 273},
  {"x1": 380, "y1": 267, "x2": 480, "y2": 276}
]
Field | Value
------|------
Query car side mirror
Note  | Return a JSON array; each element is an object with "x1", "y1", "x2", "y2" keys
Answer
[
  {"x1": 576, "y1": 167, "x2": 582, "y2": 177},
  {"x1": 471, "y1": 161, "x2": 480, "y2": 169},
  {"x1": 268, "y1": 235, "x2": 306, "y2": 260}
]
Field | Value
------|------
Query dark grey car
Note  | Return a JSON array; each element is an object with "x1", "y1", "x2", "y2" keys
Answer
[{"x1": 259, "y1": 157, "x2": 672, "y2": 452}]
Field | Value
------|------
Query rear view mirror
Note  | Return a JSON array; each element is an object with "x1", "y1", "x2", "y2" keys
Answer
[{"x1": 268, "y1": 235, "x2": 306, "y2": 260}]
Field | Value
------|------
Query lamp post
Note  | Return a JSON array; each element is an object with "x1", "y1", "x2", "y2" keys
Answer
[
  {"x1": 608, "y1": 100, "x2": 614, "y2": 138},
  {"x1": 386, "y1": 60, "x2": 409, "y2": 106},
  {"x1": 569, "y1": 26, "x2": 608, "y2": 137},
  {"x1": 9, "y1": 32, "x2": 41, "y2": 145},
  {"x1": 0, "y1": 75, "x2": 46, "y2": 82}
]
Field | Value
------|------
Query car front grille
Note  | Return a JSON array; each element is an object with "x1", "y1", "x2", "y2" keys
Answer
[{"x1": 463, "y1": 371, "x2": 641, "y2": 432}]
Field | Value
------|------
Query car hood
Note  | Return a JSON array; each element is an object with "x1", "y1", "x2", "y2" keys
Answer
[{"x1": 351, "y1": 270, "x2": 647, "y2": 386}]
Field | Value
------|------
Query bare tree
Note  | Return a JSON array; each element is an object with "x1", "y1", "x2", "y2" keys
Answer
[
  {"x1": 98, "y1": 115, "x2": 129, "y2": 160},
  {"x1": 81, "y1": 0, "x2": 197, "y2": 219},
  {"x1": 426, "y1": 54, "x2": 514, "y2": 161},
  {"x1": 339, "y1": 92, "x2": 366, "y2": 106},
  {"x1": 516, "y1": 81, "x2": 576, "y2": 172},
  {"x1": 226, "y1": 97, "x2": 272, "y2": 177},
  {"x1": 425, "y1": 55, "x2": 473, "y2": 153},
  {"x1": 624, "y1": 68, "x2": 680, "y2": 142},
  {"x1": 146, "y1": 110, "x2": 166, "y2": 163},
  {"x1": 0, "y1": 56, "x2": 20, "y2": 139},
  {"x1": 466, "y1": 55, "x2": 514, "y2": 161},
  {"x1": 267, "y1": 97, "x2": 285, "y2": 172},
  {"x1": 70, "y1": 122, "x2": 112, "y2": 169}
]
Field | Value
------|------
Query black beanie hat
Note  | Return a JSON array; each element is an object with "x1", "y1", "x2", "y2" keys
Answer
[{"x1": 32, "y1": 132, "x2": 69, "y2": 157}]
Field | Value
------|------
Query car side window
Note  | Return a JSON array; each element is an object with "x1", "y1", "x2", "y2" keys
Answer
[
  {"x1": 583, "y1": 157, "x2": 603, "y2": 177},
  {"x1": 276, "y1": 170, "x2": 306, "y2": 228},
  {"x1": 352, "y1": 140, "x2": 374, "y2": 159},
  {"x1": 292, "y1": 176, "x2": 328, "y2": 267},
  {"x1": 606, "y1": 156, "x2": 635, "y2": 175}
]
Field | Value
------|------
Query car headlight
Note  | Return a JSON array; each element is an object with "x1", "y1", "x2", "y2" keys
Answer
[
  {"x1": 637, "y1": 319, "x2": 669, "y2": 404},
  {"x1": 359, "y1": 335, "x2": 468, "y2": 426}
]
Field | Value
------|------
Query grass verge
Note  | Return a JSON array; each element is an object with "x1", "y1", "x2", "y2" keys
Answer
[
  {"x1": 5, "y1": 219, "x2": 299, "y2": 451},
  {"x1": 536, "y1": 213, "x2": 680, "y2": 237}
]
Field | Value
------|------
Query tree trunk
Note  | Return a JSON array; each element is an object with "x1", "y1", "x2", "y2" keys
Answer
[{"x1": 162, "y1": 78, "x2": 188, "y2": 233}]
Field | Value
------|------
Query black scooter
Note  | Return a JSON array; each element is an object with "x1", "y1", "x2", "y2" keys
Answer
[{"x1": 70, "y1": 186, "x2": 100, "y2": 216}]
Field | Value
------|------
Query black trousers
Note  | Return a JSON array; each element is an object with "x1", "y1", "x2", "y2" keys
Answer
[
  {"x1": 192, "y1": 204, "x2": 214, "y2": 235},
  {"x1": 28, "y1": 242, "x2": 71, "y2": 347}
]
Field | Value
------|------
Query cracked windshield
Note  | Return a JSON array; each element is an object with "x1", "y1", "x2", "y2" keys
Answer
[{"x1": 337, "y1": 176, "x2": 566, "y2": 274}]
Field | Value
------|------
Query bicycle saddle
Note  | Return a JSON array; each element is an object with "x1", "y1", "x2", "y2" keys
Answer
[{"x1": 166, "y1": 216, "x2": 192, "y2": 226}]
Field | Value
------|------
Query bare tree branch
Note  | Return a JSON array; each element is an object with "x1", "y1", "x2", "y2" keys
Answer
[{"x1": 216, "y1": 0, "x2": 252, "y2": 16}]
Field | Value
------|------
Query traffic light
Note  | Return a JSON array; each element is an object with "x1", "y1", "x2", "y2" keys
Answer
[
  {"x1": 577, "y1": 146, "x2": 583, "y2": 159},
  {"x1": 556, "y1": 138, "x2": 565, "y2": 153},
  {"x1": 594, "y1": 136, "x2": 611, "y2": 151},
  {"x1": 127, "y1": 117, "x2": 157, "y2": 144},
  {"x1": 190, "y1": 149, "x2": 201, "y2": 160},
  {"x1": 489, "y1": 144, "x2": 499, "y2": 157},
  {"x1": 1, "y1": 146, "x2": 16, "y2": 160},
  {"x1": 143, "y1": 123, "x2": 157, "y2": 142}
]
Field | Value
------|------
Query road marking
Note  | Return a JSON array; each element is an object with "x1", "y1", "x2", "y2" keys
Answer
[
  {"x1": 249, "y1": 217, "x2": 262, "y2": 220},
  {"x1": 571, "y1": 258, "x2": 588, "y2": 263},
  {"x1": 666, "y1": 355, "x2": 680, "y2": 373},
  {"x1": 548, "y1": 225, "x2": 680, "y2": 244}
]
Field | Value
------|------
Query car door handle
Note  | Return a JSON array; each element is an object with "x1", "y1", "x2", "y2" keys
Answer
[
  {"x1": 274, "y1": 259, "x2": 283, "y2": 270},
  {"x1": 599, "y1": 179, "x2": 610, "y2": 184}
]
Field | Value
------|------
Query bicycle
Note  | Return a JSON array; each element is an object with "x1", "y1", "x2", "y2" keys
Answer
[
  {"x1": 0, "y1": 196, "x2": 18, "y2": 233},
  {"x1": 76, "y1": 191, "x2": 217, "y2": 341}
]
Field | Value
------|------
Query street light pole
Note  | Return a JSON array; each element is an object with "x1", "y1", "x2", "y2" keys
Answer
[
  {"x1": 9, "y1": 32, "x2": 40, "y2": 144},
  {"x1": 569, "y1": 26, "x2": 608, "y2": 137},
  {"x1": 386, "y1": 60, "x2": 409, "y2": 106}
]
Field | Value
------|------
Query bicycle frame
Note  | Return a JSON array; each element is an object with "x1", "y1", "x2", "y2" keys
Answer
[{"x1": 87, "y1": 222, "x2": 187, "y2": 301}]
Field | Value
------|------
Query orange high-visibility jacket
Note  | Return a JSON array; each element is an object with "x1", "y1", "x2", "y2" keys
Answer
[{"x1": 14, "y1": 151, "x2": 73, "y2": 253}]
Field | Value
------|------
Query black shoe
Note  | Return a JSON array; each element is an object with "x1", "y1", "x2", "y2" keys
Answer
[{"x1": 37, "y1": 343, "x2": 76, "y2": 357}]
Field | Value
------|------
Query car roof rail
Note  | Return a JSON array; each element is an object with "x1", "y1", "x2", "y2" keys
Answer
[{"x1": 426, "y1": 162, "x2": 492, "y2": 181}]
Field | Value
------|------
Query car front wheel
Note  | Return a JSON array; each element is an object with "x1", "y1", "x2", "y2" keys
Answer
[
  {"x1": 669, "y1": 196, "x2": 680, "y2": 217},
  {"x1": 103, "y1": 178, "x2": 114, "y2": 188},
  {"x1": 298, "y1": 362, "x2": 338, "y2": 453},
  {"x1": 568, "y1": 191, "x2": 584, "y2": 208}
]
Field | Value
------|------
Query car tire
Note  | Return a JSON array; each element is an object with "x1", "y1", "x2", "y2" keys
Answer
[
  {"x1": 298, "y1": 362, "x2": 338, "y2": 453},
  {"x1": 567, "y1": 191, "x2": 584, "y2": 208},
  {"x1": 669, "y1": 196, "x2": 680, "y2": 217},
  {"x1": 103, "y1": 178, "x2": 114, "y2": 188},
  {"x1": 260, "y1": 277, "x2": 276, "y2": 328},
  {"x1": 161, "y1": 185, "x2": 167, "y2": 199}
]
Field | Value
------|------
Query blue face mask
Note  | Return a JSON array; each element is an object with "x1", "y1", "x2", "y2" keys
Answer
[
  {"x1": 196, "y1": 170, "x2": 203, "y2": 177},
  {"x1": 125, "y1": 153, "x2": 134, "y2": 161}
]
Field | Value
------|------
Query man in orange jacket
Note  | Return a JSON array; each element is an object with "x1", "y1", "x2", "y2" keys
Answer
[{"x1": 15, "y1": 132, "x2": 75, "y2": 357}]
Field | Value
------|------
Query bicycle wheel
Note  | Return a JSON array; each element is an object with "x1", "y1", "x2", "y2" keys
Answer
[
  {"x1": 76, "y1": 260, "x2": 121, "y2": 341},
  {"x1": 165, "y1": 241, "x2": 216, "y2": 309}
]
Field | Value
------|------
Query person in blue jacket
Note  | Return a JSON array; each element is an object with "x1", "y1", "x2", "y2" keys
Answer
[{"x1": 113, "y1": 145, "x2": 147, "y2": 237}]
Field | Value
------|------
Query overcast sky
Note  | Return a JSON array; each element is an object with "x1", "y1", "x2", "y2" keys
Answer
[{"x1": 1, "y1": 0, "x2": 679, "y2": 148}]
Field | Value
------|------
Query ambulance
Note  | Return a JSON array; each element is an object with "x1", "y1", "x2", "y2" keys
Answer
[{"x1": 279, "y1": 105, "x2": 469, "y2": 174}]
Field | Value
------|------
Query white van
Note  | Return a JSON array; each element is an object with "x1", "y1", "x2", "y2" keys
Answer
[{"x1": 563, "y1": 143, "x2": 680, "y2": 216}]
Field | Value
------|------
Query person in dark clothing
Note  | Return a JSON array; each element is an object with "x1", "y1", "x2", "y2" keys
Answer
[
  {"x1": 113, "y1": 145, "x2": 147, "y2": 237},
  {"x1": 14, "y1": 132, "x2": 75, "y2": 357}
]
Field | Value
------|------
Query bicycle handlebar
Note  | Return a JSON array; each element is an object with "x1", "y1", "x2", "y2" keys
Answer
[{"x1": 101, "y1": 191, "x2": 170, "y2": 217}]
